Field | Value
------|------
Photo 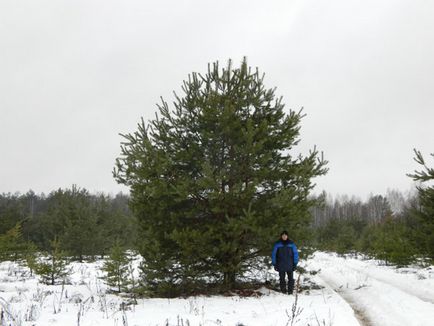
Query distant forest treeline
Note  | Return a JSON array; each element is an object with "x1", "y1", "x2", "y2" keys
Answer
[
  {"x1": 310, "y1": 189, "x2": 431, "y2": 265},
  {"x1": 0, "y1": 186, "x2": 137, "y2": 261},
  {"x1": 1, "y1": 185, "x2": 430, "y2": 266}
]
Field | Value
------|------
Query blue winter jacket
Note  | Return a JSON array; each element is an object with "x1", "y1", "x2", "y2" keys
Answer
[{"x1": 271, "y1": 239, "x2": 299, "y2": 272}]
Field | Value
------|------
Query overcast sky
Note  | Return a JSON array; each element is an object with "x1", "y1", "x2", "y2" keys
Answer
[{"x1": 1, "y1": 0, "x2": 433, "y2": 199}]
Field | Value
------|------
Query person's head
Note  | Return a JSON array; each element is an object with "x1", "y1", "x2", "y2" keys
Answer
[{"x1": 280, "y1": 230, "x2": 288, "y2": 241}]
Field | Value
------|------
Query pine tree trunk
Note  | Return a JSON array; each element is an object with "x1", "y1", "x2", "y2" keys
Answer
[
  {"x1": 223, "y1": 272, "x2": 236, "y2": 288},
  {"x1": 51, "y1": 256, "x2": 55, "y2": 285}
]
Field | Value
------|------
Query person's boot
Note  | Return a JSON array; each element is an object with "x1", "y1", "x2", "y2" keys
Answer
[
  {"x1": 288, "y1": 279, "x2": 295, "y2": 295},
  {"x1": 280, "y1": 281, "x2": 287, "y2": 294}
]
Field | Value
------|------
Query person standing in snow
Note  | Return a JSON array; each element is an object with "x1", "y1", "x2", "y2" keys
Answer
[{"x1": 271, "y1": 231, "x2": 299, "y2": 294}]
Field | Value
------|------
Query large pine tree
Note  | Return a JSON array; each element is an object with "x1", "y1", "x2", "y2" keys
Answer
[
  {"x1": 114, "y1": 59, "x2": 327, "y2": 295},
  {"x1": 408, "y1": 149, "x2": 434, "y2": 261}
]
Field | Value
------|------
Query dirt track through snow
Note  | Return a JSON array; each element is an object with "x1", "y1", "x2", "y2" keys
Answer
[
  {"x1": 309, "y1": 252, "x2": 434, "y2": 326},
  {"x1": 316, "y1": 273, "x2": 373, "y2": 326},
  {"x1": 335, "y1": 260, "x2": 434, "y2": 305}
]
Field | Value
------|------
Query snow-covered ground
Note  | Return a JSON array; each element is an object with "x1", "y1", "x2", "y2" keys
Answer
[{"x1": 0, "y1": 252, "x2": 432, "y2": 326}]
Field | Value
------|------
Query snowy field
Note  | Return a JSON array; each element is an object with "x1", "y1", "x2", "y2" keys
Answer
[{"x1": 0, "y1": 252, "x2": 433, "y2": 326}]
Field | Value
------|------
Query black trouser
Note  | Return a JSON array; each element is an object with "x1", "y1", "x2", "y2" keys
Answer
[{"x1": 279, "y1": 271, "x2": 294, "y2": 294}]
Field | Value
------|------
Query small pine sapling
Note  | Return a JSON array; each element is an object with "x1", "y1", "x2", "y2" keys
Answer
[
  {"x1": 101, "y1": 241, "x2": 130, "y2": 293},
  {"x1": 0, "y1": 223, "x2": 27, "y2": 262},
  {"x1": 35, "y1": 237, "x2": 70, "y2": 285},
  {"x1": 23, "y1": 241, "x2": 39, "y2": 277}
]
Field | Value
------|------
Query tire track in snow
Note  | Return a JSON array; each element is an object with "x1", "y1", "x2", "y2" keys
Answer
[
  {"x1": 335, "y1": 262, "x2": 434, "y2": 305},
  {"x1": 315, "y1": 274, "x2": 373, "y2": 326},
  {"x1": 311, "y1": 256, "x2": 434, "y2": 326}
]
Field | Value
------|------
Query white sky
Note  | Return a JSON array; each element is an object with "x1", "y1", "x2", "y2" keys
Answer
[{"x1": 1, "y1": 0, "x2": 433, "y2": 199}]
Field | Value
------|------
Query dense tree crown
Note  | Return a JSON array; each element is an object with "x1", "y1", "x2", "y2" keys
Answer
[{"x1": 114, "y1": 59, "x2": 328, "y2": 295}]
